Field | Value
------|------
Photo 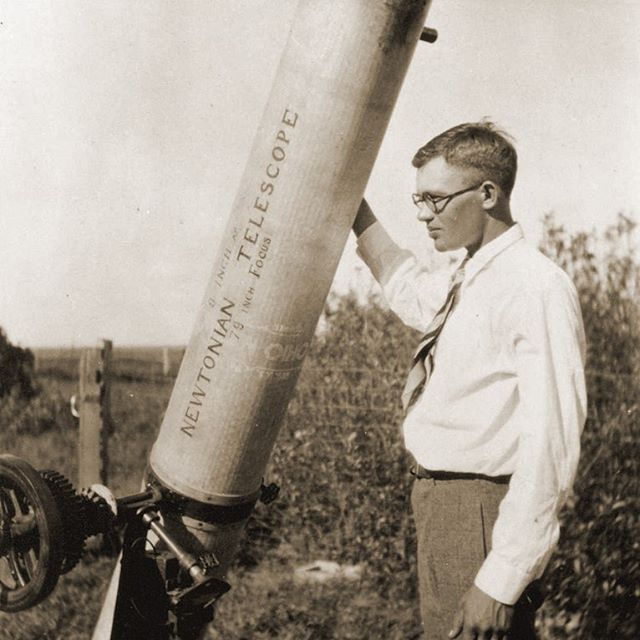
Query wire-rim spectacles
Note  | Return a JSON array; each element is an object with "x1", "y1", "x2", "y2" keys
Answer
[{"x1": 412, "y1": 182, "x2": 484, "y2": 214}]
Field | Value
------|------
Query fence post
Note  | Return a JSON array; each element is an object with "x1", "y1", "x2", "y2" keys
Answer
[{"x1": 78, "y1": 339, "x2": 112, "y2": 489}]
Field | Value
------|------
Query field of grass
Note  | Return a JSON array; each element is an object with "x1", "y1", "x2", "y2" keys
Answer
[{"x1": 1, "y1": 215, "x2": 638, "y2": 639}]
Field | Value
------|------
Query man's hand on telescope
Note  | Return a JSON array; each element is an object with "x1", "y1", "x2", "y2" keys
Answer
[
  {"x1": 352, "y1": 199, "x2": 377, "y2": 237},
  {"x1": 448, "y1": 584, "x2": 514, "y2": 640}
]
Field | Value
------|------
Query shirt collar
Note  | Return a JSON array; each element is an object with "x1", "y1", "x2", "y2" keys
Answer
[{"x1": 461, "y1": 223, "x2": 524, "y2": 283}]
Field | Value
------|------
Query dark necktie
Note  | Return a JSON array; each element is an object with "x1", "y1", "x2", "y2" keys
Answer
[{"x1": 401, "y1": 261, "x2": 467, "y2": 412}]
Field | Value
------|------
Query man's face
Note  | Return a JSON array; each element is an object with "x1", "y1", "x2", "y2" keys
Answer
[{"x1": 415, "y1": 156, "x2": 486, "y2": 253}]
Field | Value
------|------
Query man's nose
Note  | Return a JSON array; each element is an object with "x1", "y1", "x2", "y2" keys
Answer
[{"x1": 417, "y1": 207, "x2": 434, "y2": 223}]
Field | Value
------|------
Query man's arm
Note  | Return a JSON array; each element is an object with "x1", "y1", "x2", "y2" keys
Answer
[
  {"x1": 352, "y1": 199, "x2": 450, "y2": 331},
  {"x1": 352, "y1": 198, "x2": 377, "y2": 237},
  {"x1": 474, "y1": 273, "x2": 586, "y2": 602},
  {"x1": 451, "y1": 271, "x2": 587, "y2": 638}
]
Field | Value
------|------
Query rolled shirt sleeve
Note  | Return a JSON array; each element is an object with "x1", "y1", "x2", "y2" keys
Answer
[{"x1": 474, "y1": 271, "x2": 587, "y2": 604}]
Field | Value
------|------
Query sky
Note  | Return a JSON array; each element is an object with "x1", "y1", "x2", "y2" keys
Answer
[{"x1": 1, "y1": 0, "x2": 638, "y2": 347}]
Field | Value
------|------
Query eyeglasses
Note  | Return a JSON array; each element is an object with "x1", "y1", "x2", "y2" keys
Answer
[{"x1": 412, "y1": 182, "x2": 483, "y2": 214}]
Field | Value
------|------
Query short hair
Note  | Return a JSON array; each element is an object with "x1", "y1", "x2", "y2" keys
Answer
[{"x1": 412, "y1": 122, "x2": 518, "y2": 197}]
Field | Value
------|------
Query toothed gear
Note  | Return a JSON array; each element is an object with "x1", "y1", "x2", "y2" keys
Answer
[
  {"x1": 39, "y1": 470, "x2": 86, "y2": 574},
  {"x1": 80, "y1": 487, "x2": 114, "y2": 537}
]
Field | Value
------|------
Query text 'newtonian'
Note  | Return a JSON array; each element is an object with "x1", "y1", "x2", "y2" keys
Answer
[{"x1": 179, "y1": 297, "x2": 235, "y2": 437}]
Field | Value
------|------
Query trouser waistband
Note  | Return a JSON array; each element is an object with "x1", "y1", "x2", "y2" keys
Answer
[{"x1": 410, "y1": 464, "x2": 512, "y2": 485}]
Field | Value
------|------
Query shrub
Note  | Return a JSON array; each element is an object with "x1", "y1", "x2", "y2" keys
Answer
[
  {"x1": 0, "y1": 327, "x2": 36, "y2": 400},
  {"x1": 0, "y1": 329, "x2": 71, "y2": 437},
  {"x1": 0, "y1": 385, "x2": 76, "y2": 437},
  {"x1": 261, "y1": 294, "x2": 419, "y2": 585}
]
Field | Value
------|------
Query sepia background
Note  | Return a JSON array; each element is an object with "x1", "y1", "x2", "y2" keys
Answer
[{"x1": 0, "y1": 1, "x2": 638, "y2": 638}]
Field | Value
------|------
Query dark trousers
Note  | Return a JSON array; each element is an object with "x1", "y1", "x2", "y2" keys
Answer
[{"x1": 411, "y1": 475, "x2": 539, "y2": 640}]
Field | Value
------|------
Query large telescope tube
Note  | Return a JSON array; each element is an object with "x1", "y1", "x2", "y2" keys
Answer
[{"x1": 149, "y1": 0, "x2": 432, "y2": 572}]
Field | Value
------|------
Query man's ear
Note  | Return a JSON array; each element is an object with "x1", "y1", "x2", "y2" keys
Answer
[{"x1": 480, "y1": 181, "x2": 499, "y2": 210}]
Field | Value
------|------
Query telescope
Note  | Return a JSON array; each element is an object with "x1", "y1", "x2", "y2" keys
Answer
[{"x1": 0, "y1": 2, "x2": 437, "y2": 637}]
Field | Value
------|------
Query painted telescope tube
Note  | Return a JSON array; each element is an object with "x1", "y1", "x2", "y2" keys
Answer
[{"x1": 149, "y1": 0, "x2": 432, "y2": 569}]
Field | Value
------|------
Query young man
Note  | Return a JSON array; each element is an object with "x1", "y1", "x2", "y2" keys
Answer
[{"x1": 353, "y1": 122, "x2": 586, "y2": 640}]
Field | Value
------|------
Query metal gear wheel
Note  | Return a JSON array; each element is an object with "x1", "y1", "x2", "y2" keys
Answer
[
  {"x1": 80, "y1": 487, "x2": 115, "y2": 538},
  {"x1": 0, "y1": 454, "x2": 65, "y2": 612},
  {"x1": 39, "y1": 470, "x2": 87, "y2": 574}
]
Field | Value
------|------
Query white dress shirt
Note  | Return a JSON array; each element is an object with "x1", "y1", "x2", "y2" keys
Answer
[{"x1": 357, "y1": 222, "x2": 587, "y2": 605}]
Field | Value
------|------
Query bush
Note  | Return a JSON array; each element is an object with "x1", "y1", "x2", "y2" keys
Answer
[
  {"x1": 0, "y1": 385, "x2": 76, "y2": 437},
  {"x1": 0, "y1": 328, "x2": 36, "y2": 400}
]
